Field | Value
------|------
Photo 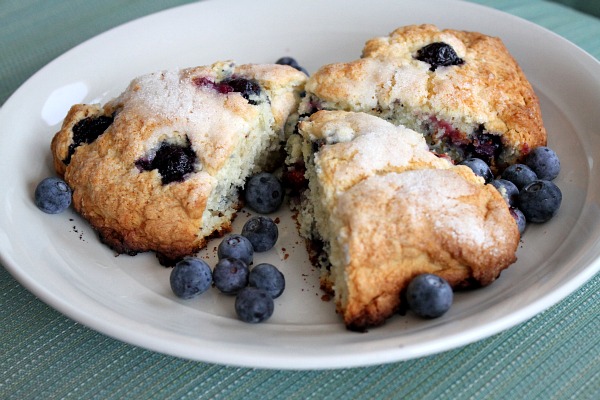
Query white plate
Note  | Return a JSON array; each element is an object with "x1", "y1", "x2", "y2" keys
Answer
[{"x1": 1, "y1": 0, "x2": 599, "y2": 369}]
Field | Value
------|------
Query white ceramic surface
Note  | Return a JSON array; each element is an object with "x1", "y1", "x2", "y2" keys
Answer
[{"x1": 1, "y1": 0, "x2": 599, "y2": 369}]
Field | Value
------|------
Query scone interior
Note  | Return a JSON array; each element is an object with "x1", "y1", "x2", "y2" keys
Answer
[
  {"x1": 51, "y1": 62, "x2": 307, "y2": 262},
  {"x1": 291, "y1": 110, "x2": 520, "y2": 330},
  {"x1": 299, "y1": 24, "x2": 547, "y2": 173}
]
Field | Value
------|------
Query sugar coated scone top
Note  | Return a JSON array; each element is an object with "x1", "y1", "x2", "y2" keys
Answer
[
  {"x1": 300, "y1": 24, "x2": 547, "y2": 172},
  {"x1": 295, "y1": 110, "x2": 520, "y2": 330},
  {"x1": 51, "y1": 61, "x2": 307, "y2": 262}
]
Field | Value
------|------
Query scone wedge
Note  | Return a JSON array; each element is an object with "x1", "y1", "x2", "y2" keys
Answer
[
  {"x1": 51, "y1": 61, "x2": 307, "y2": 263},
  {"x1": 291, "y1": 110, "x2": 520, "y2": 330}
]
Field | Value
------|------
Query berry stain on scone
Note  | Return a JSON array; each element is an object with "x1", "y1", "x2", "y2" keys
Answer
[
  {"x1": 298, "y1": 24, "x2": 547, "y2": 173},
  {"x1": 50, "y1": 61, "x2": 307, "y2": 264}
]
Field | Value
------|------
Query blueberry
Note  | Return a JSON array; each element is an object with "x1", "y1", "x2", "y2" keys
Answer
[
  {"x1": 491, "y1": 179, "x2": 519, "y2": 207},
  {"x1": 525, "y1": 146, "x2": 560, "y2": 180},
  {"x1": 34, "y1": 177, "x2": 72, "y2": 214},
  {"x1": 241, "y1": 216, "x2": 278, "y2": 252},
  {"x1": 510, "y1": 207, "x2": 526, "y2": 235},
  {"x1": 213, "y1": 257, "x2": 249, "y2": 295},
  {"x1": 459, "y1": 157, "x2": 493, "y2": 183},
  {"x1": 169, "y1": 257, "x2": 213, "y2": 299},
  {"x1": 235, "y1": 287, "x2": 274, "y2": 323},
  {"x1": 135, "y1": 140, "x2": 196, "y2": 185},
  {"x1": 518, "y1": 180, "x2": 562, "y2": 223},
  {"x1": 244, "y1": 172, "x2": 284, "y2": 214},
  {"x1": 65, "y1": 115, "x2": 113, "y2": 164},
  {"x1": 406, "y1": 274, "x2": 453, "y2": 318},
  {"x1": 501, "y1": 164, "x2": 538, "y2": 190},
  {"x1": 275, "y1": 56, "x2": 309, "y2": 75},
  {"x1": 221, "y1": 77, "x2": 262, "y2": 105},
  {"x1": 217, "y1": 234, "x2": 254, "y2": 265},
  {"x1": 249, "y1": 263, "x2": 285, "y2": 299},
  {"x1": 415, "y1": 42, "x2": 464, "y2": 71}
]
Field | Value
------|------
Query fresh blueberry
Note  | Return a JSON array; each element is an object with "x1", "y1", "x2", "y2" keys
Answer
[
  {"x1": 415, "y1": 42, "x2": 464, "y2": 71},
  {"x1": 459, "y1": 157, "x2": 494, "y2": 183},
  {"x1": 275, "y1": 56, "x2": 309, "y2": 75},
  {"x1": 235, "y1": 287, "x2": 274, "y2": 323},
  {"x1": 34, "y1": 177, "x2": 72, "y2": 214},
  {"x1": 213, "y1": 257, "x2": 249, "y2": 295},
  {"x1": 217, "y1": 234, "x2": 254, "y2": 265},
  {"x1": 249, "y1": 263, "x2": 285, "y2": 299},
  {"x1": 524, "y1": 146, "x2": 560, "y2": 180},
  {"x1": 518, "y1": 180, "x2": 562, "y2": 223},
  {"x1": 406, "y1": 274, "x2": 453, "y2": 318},
  {"x1": 169, "y1": 257, "x2": 213, "y2": 299},
  {"x1": 510, "y1": 207, "x2": 526, "y2": 235},
  {"x1": 491, "y1": 179, "x2": 519, "y2": 207},
  {"x1": 244, "y1": 172, "x2": 284, "y2": 214},
  {"x1": 501, "y1": 164, "x2": 538, "y2": 189},
  {"x1": 135, "y1": 140, "x2": 196, "y2": 185},
  {"x1": 241, "y1": 216, "x2": 278, "y2": 252}
]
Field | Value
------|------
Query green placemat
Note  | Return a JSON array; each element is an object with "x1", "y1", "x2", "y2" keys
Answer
[{"x1": 1, "y1": 0, "x2": 599, "y2": 399}]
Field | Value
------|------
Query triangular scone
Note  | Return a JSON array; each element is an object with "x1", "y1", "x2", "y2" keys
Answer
[
  {"x1": 294, "y1": 110, "x2": 520, "y2": 330},
  {"x1": 299, "y1": 24, "x2": 546, "y2": 173},
  {"x1": 51, "y1": 62, "x2": 307, "y2": 263}
]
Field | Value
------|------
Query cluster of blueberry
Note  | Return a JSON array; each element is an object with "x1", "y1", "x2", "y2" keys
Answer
[
  {"x1": 170, "y1": 172, "x2": 285, "y2": 323},
  {"x1": 460, "y1": 146, "x2": 562, "y2": 234}
]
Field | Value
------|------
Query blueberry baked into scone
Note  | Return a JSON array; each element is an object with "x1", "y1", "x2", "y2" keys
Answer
[
  {"x1": 51, "y1": 61, "x2": 307, "y2": 263},
  {"x1": 287, "y1": 110, "x2": 520, "y2": 330},
  {"x1": 298, "y1": 24, "x2": 547, "y2": 173}
]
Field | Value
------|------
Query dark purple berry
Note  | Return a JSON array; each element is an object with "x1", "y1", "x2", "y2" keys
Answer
[
  {"x1": 491, "y1": 179, "x2": 519, "y2": 207},
  {"x1": 235, "y1": 287, "x2": 274, "y2": 323},
  {"x1": 135, "y1": 140, "x2": 196, "y2": 185},
  {"x1": 459, "y1": 158, "x2": 493, "y2": 183},
  {"x1": 518, "y1": 180, "x2": 562, "y2": 223},
  {"x1": 467, "y1": 131, "x2": 503, "y2": 166},
  {"x1": 406, "y1": 274, "x2": 453, "y2": 318},
  {"x1": 275, "y1": 56, "x2": 309, "y2": 75},
  {"x1": 415, "y1": 42, "x2": 464, "y2": 71},
  {"x1": 34, "y1": 177, "x2": 72, "y2": 214},
  {"x1": 524, "y1": 146, "x2": 560, "y2": 180},
  {"x1": 213, "y1": 258, "x2": 249, "y2": 295},
  {"x1": 170, "y1": 257, "x2": 213, "y2": 299},
  {"x1": 510, "y1": 207, "x2": 526, "y2": 235},
  {"x1": 65, "y1": 115, "x2": 113, "y2": 164},
  {"x1": 244, "y1": 172, "x2": 284, "y2": 214},
  {"x1": 217, "y1": 234, "x2": 254, "y2": 265},
  {"x1": 502, "y1": 164, "x2": 538, "y2": 190},
  {"x1": 249, "y1": 263, "x2": 285, "y2": 299},
  {"x1": 193, "y1": 76, "x2": 262, "y2": 105},
  {"x1": 241, "y1": 216, "x2": 278, "y2": 252}
]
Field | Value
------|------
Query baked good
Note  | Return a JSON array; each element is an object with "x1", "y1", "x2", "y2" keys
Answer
[
  {"x1": 51, "y1": 61, "x2": 307, "y2": 263},
  {"x1": 289, "y1": 110, "x2": 520, "y2": 330},
  {"x1": 298, "y1": 24, "x2": 546, "y2": 173}
]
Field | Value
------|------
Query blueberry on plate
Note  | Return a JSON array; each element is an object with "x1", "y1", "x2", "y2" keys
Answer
[
  {"x1": 510, "y1": 207, "x2": 527, "y2": 235},
  {"x1": 524, "y1": 146, "x2": 560, "y2": 180},
  {"x1": 518, "y1": 180, "x2": 562, "y2": 223},
  {"x1": 459, "y1": 157, "x2": 494, "y2": 183},
  {"x1": 491, "y1": 179, "x2": 519, "y2": 207},
  {"x1": 501, "y1": 164, "x2": 538, "y2": 190},
  {"x1": 244, "y1": 172, "x2": 284, "y2": 214},
  {"x1": 249, "y1": 263, "x2": 285, "y2": 299},
  {"x1": 170, "y1": 257, "x2": 213, "y2": 299},
  {"x1": 34, "y1": 177, "x2": 72, "y2": 214},
  {"x1": 213, "y1": 257, "x2": 249, "y2": 295},
  {"x1": 217, "y1": 233, "x2": 254, "y2": 265},
  {"x1": 406, "y1": 274, "x2": 453, "y2": 318},
  {"x1": 235, "y1": 287, "x2": 274, "y2": 323},
  {"x1": 275, "y1": 56, "x2": 309, "y2": 75},
  {"x1": 241, "y1": 216, "x2": 278, "y2": 252}
]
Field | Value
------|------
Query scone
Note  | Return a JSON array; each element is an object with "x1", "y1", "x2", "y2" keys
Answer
[
  {"x1": 291, "y1": 110, "x2": 520, "y2": 330},
  {"x1": 51, "y1": 61, "x2": 307, "y2": 263},
  {"x1": 299, "y1": 24, "x2": 546, "y2": 173}
]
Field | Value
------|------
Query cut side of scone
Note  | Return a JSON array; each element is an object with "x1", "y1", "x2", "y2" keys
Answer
[
  {"x1": 51, "y1": 61, "x2": 307, "y2": 263},
  {"x1": 289, "y1": 110, "x2": 520, "y2": 331},
  {"x1": 299, "y1": 24, "x2": 547, "y2": 173}
]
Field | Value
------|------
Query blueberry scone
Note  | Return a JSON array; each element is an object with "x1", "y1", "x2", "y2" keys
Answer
[
  {"x1": 299, "y1": 24, "x2": 546, "y2": 173},
  {"x1": 290, "y1": 110, "x2": 520, "y2": 330},
  {"x1": 51, "y1": 61, "x2": 307, "y2": 263}
]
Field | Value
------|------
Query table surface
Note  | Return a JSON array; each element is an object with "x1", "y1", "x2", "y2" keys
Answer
[{"x1": 1, "y1": 0, "x2": 599, "y2": 399}]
